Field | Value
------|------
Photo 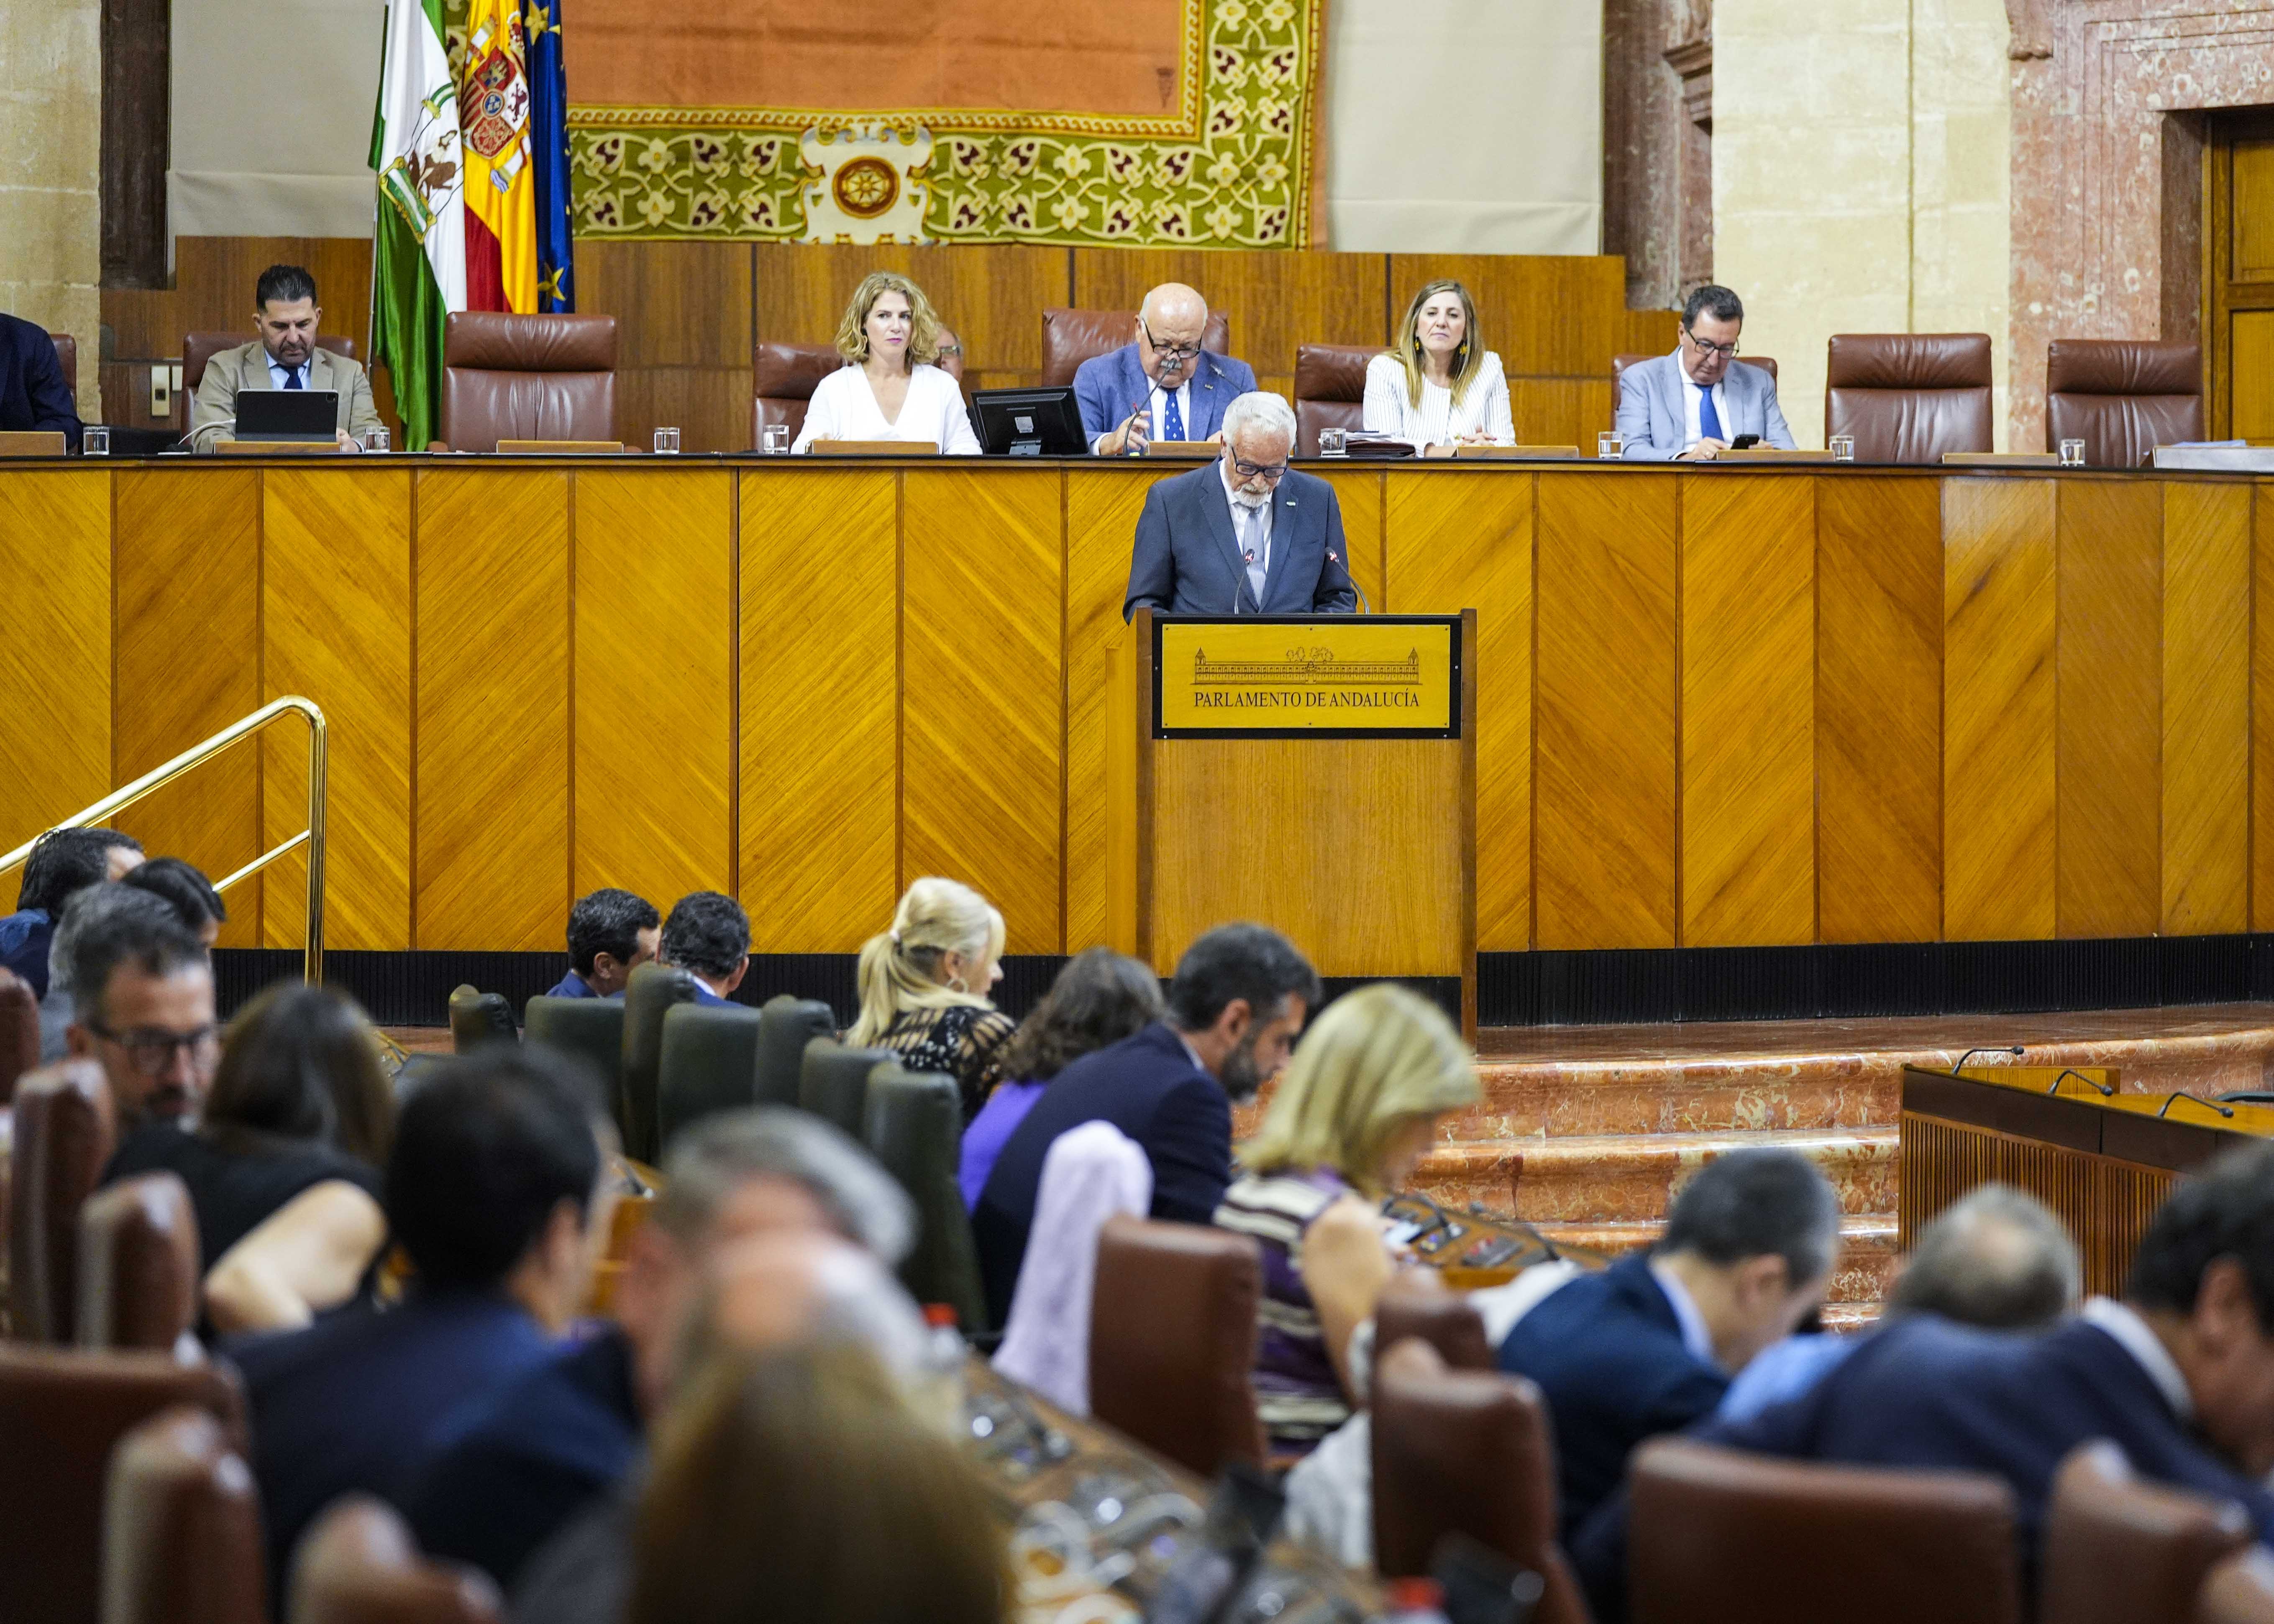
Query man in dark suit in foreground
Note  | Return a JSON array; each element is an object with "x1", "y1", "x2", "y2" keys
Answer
[
  {"x1": 972, "y1": 922, "x2": 1320, "y2": 1325},
  {"x1": 1123, "y1": 391, "x2": 1358, "y2": 619},
  {"x1": 0, "y1": 311, "x2": 81, "y2": 450}
]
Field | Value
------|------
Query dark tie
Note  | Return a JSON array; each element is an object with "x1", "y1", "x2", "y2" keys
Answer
[
  {"x1": 283, "y1": 365, "x2": 304, "y2": 390},
  {"x1": 1697, "y1": 383, "x2": 1721, "y2": 443},
  {"x1": 1163, "y1": 387, "x2": 1185, "y2": 442}
]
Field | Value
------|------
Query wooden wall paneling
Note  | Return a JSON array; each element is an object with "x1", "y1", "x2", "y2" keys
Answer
[
  {"x1": 1943, "y1": 478, "x2": 2058, "y2": 941},
  {"x1": 1624, "y1": 307, "x2": 1680, "y2": 359},
  {"x1": 262, "y1": 468, "x2": 412, "y2": 952},
  {"x1": 574, "y1": 470, "x2": 736, "y2": 908},
  {"x1": 1383, "y1": 469, "x2": 1534, "y2": 951},
  {"x1": 1070, "y1": 250, "x2": 1391, "y2": 393},
  {"x1": 112, "y1": 468, "x2": 264, "y2": 946},
  {"x1": 579, "y1": 241, "x2": 754, "y2": 454},
  {"x1": 1389, "y1": 255, "x2": 1628, "y2": 378},
  {"x1": 2161, "y1": 480, "x2": 2252, "y2": 934},
  {"x1": 414, "y1": 469, "x2": 570, "y2": 950},
  {"x1": 1817, "y1": 476, "x2": 1942, "y2": 944},
  {"x1": 0, "y1": 472, "x2": 110, "y2": 893},
  {"x1": 1312, "y1": 467, "x2": 1385, "y2": 609},
  {"x1": 901, "y1": 467, "x2": 1064, "y2": 952},
  {"x1": 102, "y1": 237, "x2": 377, "y2": 363},
  {"x1": 2054, "y1": 480, "x2": 2162, "y2": 938},
  {"x1": 1534, "y1": 471, "x2": 1679, "y2": 949},
  {"x1": 1680, "y1": 473, "x2": 1814, "y2": 946},
  {"x1": 739, "y1": 467, "x2": 900, "y2": 952},
  {"x1": 1508, "y1": 380, "x2": 1603, "y2": 450},
  {"x1": 2257, "y1": 485, "x2": 2274, "y2": 929},
  {"x1": 753, "y1": 244, "x2": 1072, "y2": 389}
]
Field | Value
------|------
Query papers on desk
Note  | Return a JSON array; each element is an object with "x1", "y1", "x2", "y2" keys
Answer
[
  {"x1": 1340, "y1": 431, "x2": 1415, "y2": 460},
  {"x1": 2151, "y1": 441, "x2": 2274, "y2": 471}
]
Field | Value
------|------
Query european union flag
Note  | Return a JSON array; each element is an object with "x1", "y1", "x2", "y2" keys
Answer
[{"x1": 525, "y1": 0, "x2": 574, "y2": 311}]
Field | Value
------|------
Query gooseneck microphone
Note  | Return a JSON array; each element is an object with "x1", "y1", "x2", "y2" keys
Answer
[
  {"x1": 1325, "y1": 550, "x2": 1370, "y2": 613},
  {"x1": 2157, "y1": 1092, "x2": 2235, "y2": 1121},
  {"x1": 1951, "y1": 1045, "x2": 2024, "y2": 1074},
  {"x1": 2045, "y1": 1068, "x2": 2113, "y2": 1097}
]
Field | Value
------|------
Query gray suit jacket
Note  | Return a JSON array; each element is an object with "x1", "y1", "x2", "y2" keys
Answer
[
  {"x1": 1615, "y1": 351, "x2": 1795, "y2": 460},
  {"x1": 1123, "y1": 461, "x2": 1358, "y2": 620},
  {"x1": 190, "y1": 341, "x2": 382, "y2": 453}
]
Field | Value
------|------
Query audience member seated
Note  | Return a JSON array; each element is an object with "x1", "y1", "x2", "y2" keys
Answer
[
  {"x1": 237, "y1": 1046, "x2": 618, "y2": 1602},
  {"x1": 658, "y1": 892, "x2": 749, "y2": 1006},
  {"x1": 189, "y1": 263, "x2": 382, "y2": 453},
  {"x1": 1123, "y1": 391, "x2": 1360, "y2": 619},
  {"x1": 1500, "y1": 1146, "x2": 1838, "y2": 1541},
  {"x1": 791, "y1": 273, "x2": 978, "y2": 455},
  {"x1": 549, "y1": 888, "x2": 661, "y2": 1000},
  {"x1": 960, "y1": 946, "x2": 1165, "y2": 1208},
  {"x1": 407, "y1": 1107, "x2": 914, "y2": 1589},
  {"x1": 974, "y1": 921, "x2": 1319, "y2": 1327},
  {"x1": 849, "y1": 876, "x2": 1015, "y2": 1123},
  {"x1": 102, "y1": 983, "x2": 394, "y2": 1335},
  {"x1": 1574, "y1": 1140, "x2": 2274, "y2": 1620},
  {"x1": 1362, "y1": 280, "x2": 1514, "y2": 455},
  {"x1": 121, "y1": 856, "x2": 228, "y2": 946},
  {"x1": 0, "y1": 309, "x2": 82, "y2": 449},
  {"x1": 1076, "y1": 281, "x2": 1257, "y2": 454},
  {"x1": 1720, "y1": 1182, "x2": 2080, "y2": 1423},
  {"x1": 1, "y1": 826, "x2": 143, "y2": 997},
  {"x1": 1215, "y1": 984, "x2": 1480, "y2": 1453},
  {"x1": 1615, "y1": 284, "x2": 1796, "y2": 460},
  {"x1": 61, "y1": 888, "x2": 215, "y2": 1131}
]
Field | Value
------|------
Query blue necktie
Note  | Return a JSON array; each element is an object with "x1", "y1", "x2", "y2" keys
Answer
[
  {"x1": 1696, "y1": 383, "x2": 1721, "y2": 445},
  {"x1": 283, "y1": 365, "x2": 304, "y2": 390},
  {"x1": 1162, "y1": 387, "x2": 1185, "y2": 443}
]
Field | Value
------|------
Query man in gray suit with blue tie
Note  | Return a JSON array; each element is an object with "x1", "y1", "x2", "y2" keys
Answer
[
  {"x1": 1077, "y1": 282, "x2": 1256, "y2": 455},
  {"x1": 1123, "y1": 392, "x2": 1358, "y2": 620},
  {"x1": 1616, "y1": 284, "x2": 1795, "y2": 460}
]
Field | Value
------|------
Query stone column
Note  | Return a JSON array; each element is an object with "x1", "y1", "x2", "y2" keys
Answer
[{"x1": 0, "y1": 0, "x2": 101, "y2": 409}]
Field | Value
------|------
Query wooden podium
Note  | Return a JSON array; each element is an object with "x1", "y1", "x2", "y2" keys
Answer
[{"x1": 1105, "y1": 609, "x2": 1478, "y2": 1032}]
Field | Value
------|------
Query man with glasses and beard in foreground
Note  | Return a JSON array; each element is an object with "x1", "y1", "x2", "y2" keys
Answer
[
  {"x1": 61, "y1": 886, "x2": 218, "y2": 1131},
  {"x1": 972, "y1": 921, "x2": 1321, "y2": 1326}
]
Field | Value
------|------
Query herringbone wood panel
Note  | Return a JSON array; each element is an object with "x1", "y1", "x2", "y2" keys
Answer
[
  {"x1": 1817, "y1": 476, "x2": 1941, "y2": 944},
  {"x1": 2257, "y1": 488, "x2": 2274, "y2": 931},
  {"x1": 416, "y1": 469, "x2": 570, "y2": 950},
  {"x1": 263, "y1": 468, "x2": 412, "y2": 951},
  {"x1": 1944, "y1": 478, "x2": 2056, "y2": 941},
  {"x1": 1311, "y1": 468, "x2": 1385, "y2": 609},
  {"x1": 1384, "y1": 471, "x2": 1532, "y2": 951},
  {"x1": 1065, "y1": 468, "x2": 1160, "y2": 952},
  {"x1": 1682, "y1": 475, "x2": 1814, "y2": 946},
  {"x1": 113, "y1": 469, "x2": 264, "y2": 946},
  {"x1": 2055, "y1": 481, "x2": 2161, "y2": 938},
  {"x1": 903, "y1": 468, "x2": 1063, "y2": 953},
  {"x1": 1535, "y1": 472, "x2": 1678, "y2": 949},
  {"x1": 740, "y1": 468, "x2": 898, "y2": 952},
  {"x1": 0, "y1": 472, "x2": 108, "y2": 882},
  {"x1": 2162, "y1": 481, "x2": 2251, "y2": 935},
  {"x1": 575, "y1": 470, "x2": 735, "y2": 908}
]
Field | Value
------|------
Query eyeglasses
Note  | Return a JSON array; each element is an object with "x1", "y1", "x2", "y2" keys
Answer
[
  {"x1": 1232, "y1": 457, "x2": 1288, "y2": 482},
  {"x1": 1138, "y1": 318, "x2": 1203, "y2": 363},
  {"x1": 86, "y1": 1021, "x2": 220, "y2": 1075},
  {"x1": 1683, "y1": 327, "x2": 1740, "y2": 360}
]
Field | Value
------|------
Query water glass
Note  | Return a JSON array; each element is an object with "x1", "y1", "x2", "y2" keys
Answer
[
  {"x1": 762, "y1": 424, "x2": 791, "y2": 455},
  {"x1": 82, "y1": 426, "x2": 110, "y2": 457},
  {"x1": 1829, "y1": 434, "x2": 1856, "y2": 462},
  {"x1": 1597, "y1": 431, "x2": 1624, "y2": 460},
  {"x1": 1317, "y1": 427, "x2": 1348, "y2": 458},
  {"x1": 362, "y1": 426, "x2": 391, "y2": 453},
  {"x1": 654, "y1": 427, "x2": 682, "y2": 455},
  {"x1": 2059, "y1": 438, "x2": 2087, "y2": 468}
]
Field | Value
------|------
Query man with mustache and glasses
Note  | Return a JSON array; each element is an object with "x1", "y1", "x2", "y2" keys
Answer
[{"x1": 61, "y1": 886, "x2": 217, "y2": 1131}]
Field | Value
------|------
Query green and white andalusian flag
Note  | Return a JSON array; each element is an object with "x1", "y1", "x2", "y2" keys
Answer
[{"x1": 371, "y1": 0, "x2": 467, "y2": 450}]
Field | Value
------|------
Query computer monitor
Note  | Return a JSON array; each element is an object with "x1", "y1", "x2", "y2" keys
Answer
[
  {"x1": 971, "y1": 386, "x2": 1089, "y2": 457},
  {"x1": 235, "y1": 389, "x2": 340, "y2": 442}
]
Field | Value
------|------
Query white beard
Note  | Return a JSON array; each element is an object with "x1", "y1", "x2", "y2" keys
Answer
[{"x1": 1230, "y1": 488, "x2": 1270, "y2": 511}]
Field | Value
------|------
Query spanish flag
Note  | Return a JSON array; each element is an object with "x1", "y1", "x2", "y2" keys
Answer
[{"x1": 458, "y1": 0, "x2": 538, "y2": 313}]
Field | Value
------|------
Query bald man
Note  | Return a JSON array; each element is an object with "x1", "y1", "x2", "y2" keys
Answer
[{"x1": 1075, "y1": 281, "x2": 1257, "y2": 455}]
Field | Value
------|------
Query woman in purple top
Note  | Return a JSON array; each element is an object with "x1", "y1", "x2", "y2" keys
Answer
[{"x1": 957, "y1": 947, "x2": 1165, "y2": 1209}]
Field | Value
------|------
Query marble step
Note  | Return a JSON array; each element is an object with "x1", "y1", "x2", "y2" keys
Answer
[{"x1": 1532, "y1": 1216, "x2": 1899, "y2": 1309}]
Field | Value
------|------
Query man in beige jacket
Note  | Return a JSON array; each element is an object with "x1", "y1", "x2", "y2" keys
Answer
[{"x1": 189, "y1": 263, "x2": 383, "y2": 453}]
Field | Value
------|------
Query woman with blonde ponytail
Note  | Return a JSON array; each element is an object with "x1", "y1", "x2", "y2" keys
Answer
[{"x1": 850, "y1": 877, "x2": 1015, "y2": 1120}]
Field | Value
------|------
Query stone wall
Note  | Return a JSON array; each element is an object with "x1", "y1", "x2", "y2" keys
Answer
[{"x1": 0, "y1": 0, "x2": 100, "y2": 405}]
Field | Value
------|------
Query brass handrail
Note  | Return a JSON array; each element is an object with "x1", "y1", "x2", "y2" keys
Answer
[{"x1": 0, "y1": 696, "x2": 328, "y2": 984}]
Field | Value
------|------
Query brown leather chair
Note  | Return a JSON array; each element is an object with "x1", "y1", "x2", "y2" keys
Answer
[
  {"x1": 748, "y1": 328, "x2": 965, "y2": 448},
  {"x1": 2200, "y1": 1549, "x2": 2274, "y2": 1624},
  {"x1": 1825, "y1": 333, "x2": 1994, "y2": 463},
  {"x1": 0, "y1": 1343, "x2": 245, "y2": 1624},
  {"x1": 0, "y1": 963, "x2": 38, "y2": 1103},
  {"x1": 289, "y1": 1497, "x2": 501, "y2": 1624},
  {"x1": 182, "y1": 332, "x2": 358, "y2": 396},
  {"x1": 438, "y1": 312, "x2": 617, "y2": 453},
  {"x1": 1293, "y1": 344, "x2": 1376, "y2": 458},
  {"x1": 2040, "y1": 1440, "x2": 2253, "y2": 1624},
  {"x1": 1628, "y1": 1436, "x2": 2021, "y2": 1624},
  {"x1": 10, "y1": 1059, "x2": 118, "y2": 1343},
  {"x1": 2044, "y1": 339, "x2": 2205, "y2": 467},
  {"x1": 1370, "y1": 1339, "x2": 1590, "y2": 1624},
  {"x1": 1374, "y1": 1277, "x2": 1493, "y2": 1372},
  {"x1": 1088, "y1": 1215, "x2": 1265, "y2": 1478},
  {"x1": 101, "y1": 1405, "x2": 266, "y2": 1624},
  {"x1": 77, "y1": 1173, "x2": 200, "y2": 1353},
  {"x1": 1040, "y1": 307, "x2": 1232, "y2": 390},
  {"x1": 50, "y1": 333, "x2": 77, "y2": 414}
]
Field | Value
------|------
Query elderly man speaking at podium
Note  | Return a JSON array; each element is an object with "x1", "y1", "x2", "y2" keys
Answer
[{"x1": 1123, "y1": 392, "x2": 1358, "y2": 620}]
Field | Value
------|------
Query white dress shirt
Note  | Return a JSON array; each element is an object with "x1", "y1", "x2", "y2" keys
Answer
[
  {"x1": 1360, "y1": 351, "x2": 1514, "y2": 451},
  {"x1": 791, "y1": 362, "x2": 980, "y2": 455},
  {"x1": 1649, "y1": 1258, "x2": 1719, "y2": 1368},
  {"x1": 2080, "y1": 1297, "x2": 2193, "y2": 1419},
  {"x1": 1219, "y1": 459, "x2": 1274, "y2": 608},
  {"x1": 1095, "y1": 374, "x2": 1197, "y2": 453},
  {"x1": 267, "y1": 353, "x2": 312, "y2": 390},
  {"x1": 1678, "y1": 353, "x2": 1730, "y2": 452}
]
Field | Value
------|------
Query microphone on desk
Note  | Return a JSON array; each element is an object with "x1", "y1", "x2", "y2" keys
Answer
[
  {"x1": 1325, "y1": 549, "x2": 1371, "y2": 613},
  {"x1": 1951, "y1": 1045, "x2": 2024, "y2": 1074},
  {"x1": 2157, "y1": 1091, "x2": 2235, "y2": 1121},
  {"x1": 2045, "y1": 1068, "x2": 2113, "y2": 1097}
]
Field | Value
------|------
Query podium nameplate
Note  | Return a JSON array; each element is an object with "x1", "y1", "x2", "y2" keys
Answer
[{"x1": 1152, "y1": 614, "x2": 1461, "y2": 739}]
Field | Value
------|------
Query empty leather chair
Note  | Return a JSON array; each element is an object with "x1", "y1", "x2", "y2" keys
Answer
[
  {"x1": 797, "y1": 1038, "x2": 896, "y2": 1141},
  {"x1": 0, "y1": 1343, "x2": 245, "y2": 1624},
  {"x1": 49, "y1": 333, "x2": 78, "y2": 415},
  {"x1": 1293, "y1": 344, "x2": 1376, "y2": 458},
  {"x1": 752, "y1": 341, "x2": 841, "y2": 445},
  {"x1": 10, "y1": 1059, "x2": 118, "y2": 1343},
  {"x1": 77, "y1": 1173, "x2": 200, "y2": 1353},
  {"x1": 2044, "y1": 339, "x2": 2204, "y2": 467},
  {"x1": 438, "y1": 312, "x2": 617, "y2": 453},
  {"x1": 182, "y1": 332, "x2": 357, "y2": 399},
  {"x1": 753, "y1": 995, "x2": 834, "y2": 1109},
  {"x1": 1825, "y1": 333, "x2": 1994, "y2": 463},
  {"x1": 2200, "y1": 1549, "x2": 2274, "y2": 1624},
  {"x1": 863, "y1": 1064, "x2": 988, "y2": 1331},
  {"x1": 446, "y1": 986, "x2": 515, "y2": 1054},
  {"x1": 0, "y1": 963, "x2": 38, "y2": 1103},
  {"x1": 619, "y1": 963, "x2": 698, "y2": 1163},
  {"x1": 1374, "y1": 1278, "x2": 1493, "y2": 1372},
  {"x1": 290, "y1": 1497, "x2": 501, "y2": 1624},
  {"x1": 1628, "y1": 1435, "x2": 2020, "y2": 1624},
  {"x1": 101, "y1": 1405, "x2": 266, "y2": 1624},
  {"x1": 1088, "y1": 1215, "x2": 1265, "y2": 1478},
  {"x1": 1040, "y1": 307, "x2": 1232, "y2": 389},
  {"x1": 656, "y1": 1000, "x2": 764, "y2": 1150},
  {"x1": 1370, "y1": 1339, "x2": 1588, "y2": 1624},
  {"x1": 2040, "y1": 1440, "x2": 2252, "y2": 1624},
  {"x1": 522, "y1": 995, "x2": 626, "y2": 1108}
]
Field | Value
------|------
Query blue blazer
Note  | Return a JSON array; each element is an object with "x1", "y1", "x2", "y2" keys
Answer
[
  {"x1": 0, "y1": 313, "x2": 79, "y2": 450},
  {"x1": 1123, "y1": 462, "x2": 1358, "y2": 620},
  {"x1": 1498, "y1": 1254, "x2": 1729, "y2": 1540},
  {"x1": 545, "y1": 970, "x2": 597, "y2": 999},
  {"x1": 1074, "y1": 343, "x2": 1255, "y2": 449},
  {"x1": 1615, "y1": 352, "x2": 1794, "y2": 460},
  {"x1": 0, "y1": 908, "x2": 54, "y2": 998},
  {"x1": 972, "y1": 1021, "x2": 1234, "y2": 1326}
]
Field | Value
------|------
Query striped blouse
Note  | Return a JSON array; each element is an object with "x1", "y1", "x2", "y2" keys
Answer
[
  {"x1": 1360, "y1": 351, "x2": 1515, "y2": 452},
  {"x1": 1214, "y1": 1165, "x2": 1358, "y2": 1449}
]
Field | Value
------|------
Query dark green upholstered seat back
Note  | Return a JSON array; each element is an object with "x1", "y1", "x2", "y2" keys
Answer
[
  {"x1": 863, "y1": 1063, "x2": 988, "y2": 1332},
  {"x1": 619, "y1": 963, "x2": 699, "y2": 1162},
  {"x1": 523, "y1": 996, "x2": 626, "y2": 1106},
  {"x1": 658, "y1": 1001, "x2": 765, "y2": 1151},
  {"x1": 753, "y1": 995, "x2": 835, "y2": 1110},
  {"x1": 448, "y1": 985, "x2": 516, "y2": 1054},
  {"x1": 798, "y1": 1039, "x2": 894, "y2": 1141}
]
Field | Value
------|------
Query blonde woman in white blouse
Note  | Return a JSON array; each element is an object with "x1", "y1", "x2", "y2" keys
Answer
[
  {"x1": 793, "y1": 271, "x2": 981, "y2": 455},
  {"x1": 1362, "y1": 280, "x2": 1513, "y2": 457}
]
